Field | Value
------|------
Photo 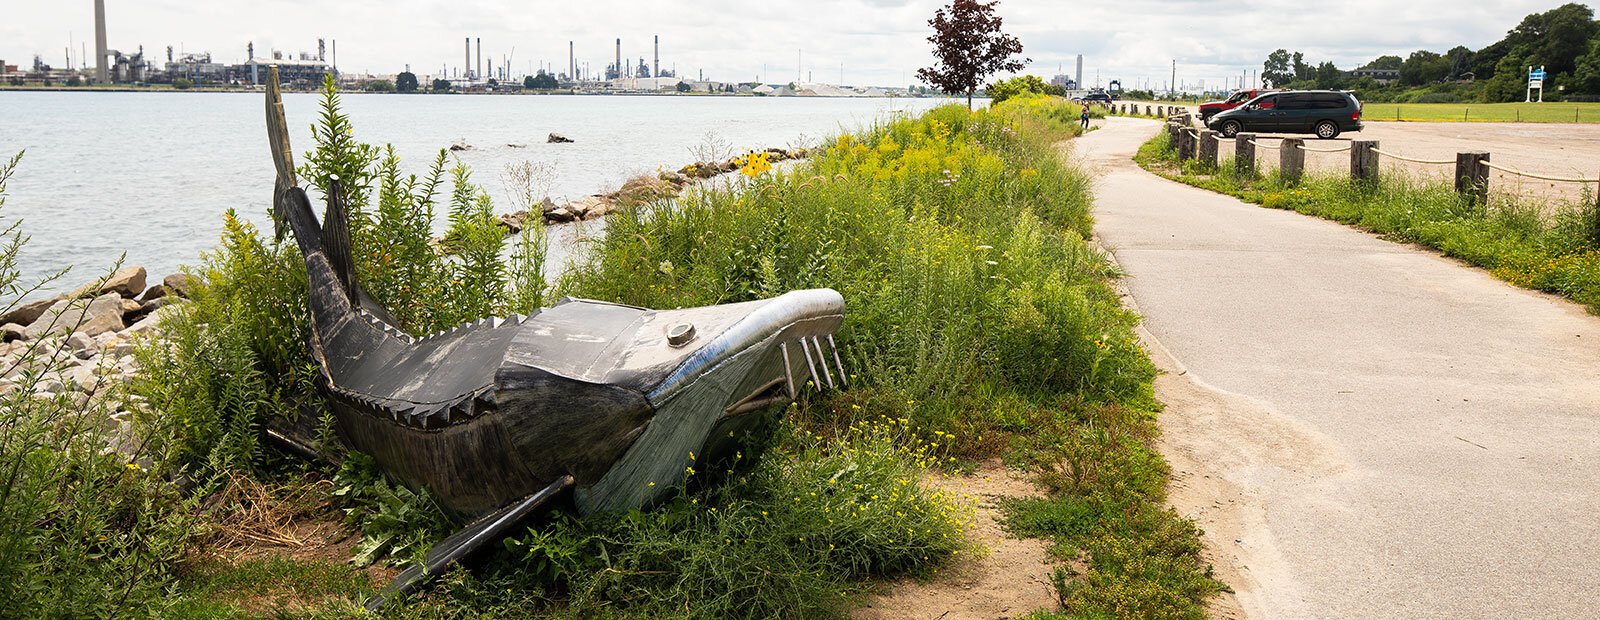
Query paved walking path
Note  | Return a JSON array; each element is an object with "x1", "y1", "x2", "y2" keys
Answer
[{"x1": 1074, "y1": 117, "x2": 1600, "y2": 619}]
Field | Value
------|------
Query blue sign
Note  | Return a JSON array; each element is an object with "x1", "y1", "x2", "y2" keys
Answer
[{"x1": 1530, "y1": 69, "x2": 1547, "y2": 80}]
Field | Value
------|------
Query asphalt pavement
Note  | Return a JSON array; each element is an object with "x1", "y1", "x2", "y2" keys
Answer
[{"x1": 1076, "y1": 117, "x2": 1600, "y2": 619}]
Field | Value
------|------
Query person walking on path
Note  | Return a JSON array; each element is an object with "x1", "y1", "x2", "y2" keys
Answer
[{"x1": 1080, "y1": 102, "x2": 1091, "y2": 128}]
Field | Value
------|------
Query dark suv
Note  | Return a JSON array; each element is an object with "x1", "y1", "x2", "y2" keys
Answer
[{"x1": 1206, "y1": 91, "x2": 1363, "y2": 139}]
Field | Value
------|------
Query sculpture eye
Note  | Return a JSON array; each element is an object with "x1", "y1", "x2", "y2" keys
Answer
[{"x1": 667, "y1": 322, "x2": 696, "y2": 346}]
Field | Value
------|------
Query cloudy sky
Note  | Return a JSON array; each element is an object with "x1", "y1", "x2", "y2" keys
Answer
[{"x1": 0, "y1": 0, "x2": 1571, "y2": 89}]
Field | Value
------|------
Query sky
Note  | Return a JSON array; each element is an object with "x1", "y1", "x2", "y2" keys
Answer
[{"x1": 0, "y1": 0, "x2": 1574, "y2": 90}]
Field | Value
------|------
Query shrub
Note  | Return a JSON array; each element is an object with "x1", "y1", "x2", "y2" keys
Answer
[{"x1": 0, "y1": 151, "x2": 196, "y2": 616}]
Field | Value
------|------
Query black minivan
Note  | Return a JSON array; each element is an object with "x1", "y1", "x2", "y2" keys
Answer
[{"x1": 1206, "y1": 91, "x2": 1363, "y2": 139}]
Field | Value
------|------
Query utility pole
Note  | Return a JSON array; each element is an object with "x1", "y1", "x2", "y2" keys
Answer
[{"x1": 1170, "y1": 59, "x2": 1176, "y2": 98}]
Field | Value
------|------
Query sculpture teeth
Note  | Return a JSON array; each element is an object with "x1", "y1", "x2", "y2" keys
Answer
[
  {"x1": 811, "y1": 336, "x2": 836, "y2": 389},
  {"x1": 827, "y1": 334, "x2": 847, "y2": 387}
]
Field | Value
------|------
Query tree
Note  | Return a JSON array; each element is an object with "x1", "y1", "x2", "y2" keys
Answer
[
  {"x1": 986, "y1": 74, "x2": 1058, "y2": 104},
  {"x1": 396, "y1": 71, "x2": 418, "y2": 93},
  {"x1": 524, "y1": 71, "x2": 558, "y2": 89},
  {"x1": 916, "y1": 0, "x2": 1028, "y2": 109},
  {"x1": 1292, "y1": 52, "x2": 1312, "y2": 81},
  {"x1": 431, "y1": 78, "x2": 451, "y2": 93},
  {"x1": 365, "y1": 79, "x2": 395, "y2": 93},
  {"x1": 1446, "y1": 46, "x2": 1475, "y2": 79},
  {"x1": 1362, "y1": 55, "x2": 1404, "y2": 71},
  {"x1": 1314, "y1": 61, "x2": 1345, "y2": 90},
  {"x1": 1481, "y1": 53, "x2": 1531, "y2": 102},
  {"x1": 173, "y1": 77, "x2": 193, "y2": 90},
  {"x1": 1399, "y1": 50, "x2": 1449, "y2": 86},
  {"x1": 1262, "y1": 49, "x2": 1294, "y2": 87},
  {"x1": 676, "y1": 81, "x2": 692, "y2": 92},
  {"x1": 1474, "y1": 3, "x2": 1597, "y2": 79},
  {"x1": 1573, "y1": 37, "x2": 1600, "y2": 94}
]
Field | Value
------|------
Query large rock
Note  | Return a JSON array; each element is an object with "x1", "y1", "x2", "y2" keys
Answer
[
  {"x1": 68, "y1": 266, "x2": 147, "y2": 299},
  {"x1": 547, "y1": 133, "x2": 574, "y2": 144},
  {"x1": 25, "y1": 294, "x2": 126, "y2": 339},
  {"x1": 566, "y1": 196, "x2": 609, "y2": 219},
  {"x1": 162, "y1": 273, "x2": 201, "y2": 298},
  {"x1": 139, "y1": 284, "x2": 167, "y2": 302},
  {"x1": 0, "y1": 297, "x2": 58, "y2": 327},
  {"x1": 0, "y1": 323, "x2": 26, "y2": 342},
  {"x1": 498, "y1": 211, "x2": 528, "y2": 234}
]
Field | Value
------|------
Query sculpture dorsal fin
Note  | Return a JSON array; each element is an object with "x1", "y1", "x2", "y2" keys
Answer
[{"x1": 322, "y1": 177, "x2": 358, "y2": 301}]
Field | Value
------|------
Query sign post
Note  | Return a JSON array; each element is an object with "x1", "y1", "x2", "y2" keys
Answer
[{"x1": 1528, "y1": 66, "x2": 1546, "y2": 103}]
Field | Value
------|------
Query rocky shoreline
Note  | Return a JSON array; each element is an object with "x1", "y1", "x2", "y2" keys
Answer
[
  {"x1": 493, "y1": 147, "x2": 810, "y2": 233},
  {"x1": 0, "y1": 266, "x2": 194, "y2": 453}
]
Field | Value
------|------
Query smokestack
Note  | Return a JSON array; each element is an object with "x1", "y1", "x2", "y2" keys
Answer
[
  {"x1": 476, "y1": 37, "x2": 482, "y2": 81},
  {"x1": 1075, "y1": 54, "x2": 1083, "y2": 90},
  {"x1": 654, "y1": 35, "x2": 659, "y2": 78},
  {"x1": 465, "y1": 37, "x2": 471, "y2": 79},
  {"x1": 94, "y1": 0, "x2": 108, "y2": 83},
  {"x1": 615, "y1": 38, "x2": 621, "y2": 80}
]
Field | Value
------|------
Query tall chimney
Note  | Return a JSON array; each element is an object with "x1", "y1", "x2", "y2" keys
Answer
[
  {"x1": 465, "y1": 37, "x2": 471, "y2": 79},
  {"x1": 93, "y1": 0, "x2": 108, "y2": 83},
  {"x1": 476, "y1": 37, "x2": 482, "y2": 81},
  {"x1": 569, "y1": 41, "x2": 574, "y2": 80},
  {"x1": 653, "y1": 35, "x2": 659, "y2": 78},
  {"x1": 1075, "y1": 54, "x2": 1083, "y2": 90},
  {"x1": 615, "y1": 38, "x2": 621, "y2": 80}
]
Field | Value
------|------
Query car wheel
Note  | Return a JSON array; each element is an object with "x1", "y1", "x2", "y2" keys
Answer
[
  {"x1": 1315, "y1": 120, "x2": 1340, "y2": 139},
  {"x1": 1220, "y1": 120, "x2": 1241, "y2": 138}
]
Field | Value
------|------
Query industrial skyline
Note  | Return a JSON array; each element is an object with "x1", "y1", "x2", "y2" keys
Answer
[{"x1": 0, "y1": 0, "x2": 1572, "y2": 91}]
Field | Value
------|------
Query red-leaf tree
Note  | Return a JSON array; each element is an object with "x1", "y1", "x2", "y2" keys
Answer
[{"x1": 916, "y1": 0, "x2": 1029, "y2": 109}]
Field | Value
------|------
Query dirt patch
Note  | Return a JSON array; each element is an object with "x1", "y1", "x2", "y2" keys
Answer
[
  {"x1": 201, "y1": 472, "x2": 398, "y2": 585},
  {"x1": 854, "y1": 459, "x2": 1059, "y2": 620}
]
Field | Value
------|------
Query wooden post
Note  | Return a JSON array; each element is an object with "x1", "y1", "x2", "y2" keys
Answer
[
  {"x1": 1236, "y1": 133, "x2": 1257, "y2": 176},
  {"x1": 1350, "y1": 140, "x2": 1379, "y2": 184},
  {"x1": 1455, "y1": 152, "x2": 1490, "y2": 204},
  {"x1": 1280, "y1": 137, "x2": 1305, "y2": 184},
  {"x1": 1144, "y1": 105, "x2": 1152, "y2": 116},
  {"x1": 1198, "y1": 130, "x2": 1219, "y2": 170}
]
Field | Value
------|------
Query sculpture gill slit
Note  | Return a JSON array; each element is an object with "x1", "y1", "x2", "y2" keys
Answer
[{"x1": 259, "y1": 67, "x2": 847, "y2": 608}]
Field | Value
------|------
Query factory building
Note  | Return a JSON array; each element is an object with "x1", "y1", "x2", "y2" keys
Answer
[{"x1": 165, "y1": 52, "x2": 225, "y2": 83}]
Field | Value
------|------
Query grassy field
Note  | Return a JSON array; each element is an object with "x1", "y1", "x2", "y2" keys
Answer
[{"x1": 1362, "y1": 101, "x2": 1600, "y2": 123}]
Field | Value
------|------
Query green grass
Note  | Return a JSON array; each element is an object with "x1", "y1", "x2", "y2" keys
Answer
[
  {"x1": 1361, "y1": 101, "x2": 1600, "y2": 123},
  {"x1": 154, "y1": 557, "x2": 377, "y2": 618},
  {"x1": 1136, "y1": 130, "x2": 1600, "y2": 312},
  {"x1": 13, "y1": 89, "x2": 1223, "y2": 618},
  {"x1": 547, "y1": 97, "x2": 1222, "y2": 617}
]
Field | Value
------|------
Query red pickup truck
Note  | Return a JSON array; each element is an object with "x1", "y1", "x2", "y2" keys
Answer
[{"x1": 1199, "y1": 88, "x2": 1283, "y2": 120}]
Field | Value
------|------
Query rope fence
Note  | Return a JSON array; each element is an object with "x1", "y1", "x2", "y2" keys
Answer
[
  {"x1": 1161, "y1": 115, "x2": 1600, "y2": 202},
  {"x1": 1481, "y1": 160, "x2": 1598, "y2": 184},
  {"x1": 1368, "y1": 147, "x2": 1455, "y2": 166}
]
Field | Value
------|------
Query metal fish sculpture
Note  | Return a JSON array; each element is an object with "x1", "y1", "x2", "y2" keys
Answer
[{"x1": 261, "y1": 67, "x2": 846, "y2": 607}]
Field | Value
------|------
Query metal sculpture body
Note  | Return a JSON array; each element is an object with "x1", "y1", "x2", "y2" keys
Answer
[{"x1": 262, "y1": 68, "x2": 845, "y2": 605}]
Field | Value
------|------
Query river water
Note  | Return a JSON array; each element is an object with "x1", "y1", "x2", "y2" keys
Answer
[{"x1": 0, "y1": 91, "x2": 950, "y2": 297}]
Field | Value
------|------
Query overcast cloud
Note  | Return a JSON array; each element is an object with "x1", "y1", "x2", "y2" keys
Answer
[{"x1": 0, "y1": 0, "x2": 1570, "y2": 89}]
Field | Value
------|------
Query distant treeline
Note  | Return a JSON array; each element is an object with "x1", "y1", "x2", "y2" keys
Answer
[{"x1": 1264, "y1": 2, "x2": 1600, "y2": 103}]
